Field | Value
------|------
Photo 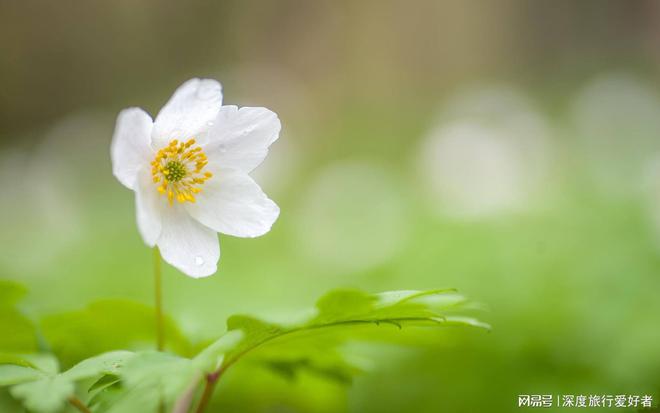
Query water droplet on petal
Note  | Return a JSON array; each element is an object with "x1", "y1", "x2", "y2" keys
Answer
[{"x1": 194, "y1": 256, "x2": 205, "y2": 266}]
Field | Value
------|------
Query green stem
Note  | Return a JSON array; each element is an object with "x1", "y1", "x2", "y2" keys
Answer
[
  {"x1": 194, "y1": 371, "x2": 223, "y2": 413},
  {"x1": 153, "y1": 248, "x2": 165, "y2": 351},
  {"x1": 68, "y1": 397, "x2": 92, "y2": 413}
]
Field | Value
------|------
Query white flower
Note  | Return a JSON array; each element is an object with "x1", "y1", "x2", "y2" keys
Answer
[{"x1": 111, "y1": 79, "x2": 280, "y2": 278}]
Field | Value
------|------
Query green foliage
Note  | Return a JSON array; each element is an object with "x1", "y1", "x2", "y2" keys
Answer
[
  {"x1": 0, "y1": 365, "x2": 44, "y2": 386},
  {"x1": 0, "y1": 279, "x2": 38, "y2": 353},
  {"x1": 0, "y1": 353, "x2": 58, "y2": 372},
  {"x1": 221, "y1": 289, "x2": 487, "y2": 382},
  {"x1": 94, "y1": 331, "x2": 243, "y2": 412},
  {"x1": 0, "y1": 286, "x2": 485, "y2": 412},
  {"x1": 41, "y1": 299, "x2": 193, "y2": 368},
  {"x1": 0, "y1": 351, "x2": 132, "y2": 413},
  {"x1": 11, "y1": 376, "x2": 74, "y2": 413}
]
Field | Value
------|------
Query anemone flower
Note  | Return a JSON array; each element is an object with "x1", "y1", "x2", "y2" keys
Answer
[{"x1": 111, "y1": 78, "x2": 280, "y2": 278}]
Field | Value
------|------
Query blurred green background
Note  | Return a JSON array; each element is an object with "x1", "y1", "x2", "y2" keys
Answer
[{"x1": 2, "y1": 0, "x2": 660, "y2": 411}]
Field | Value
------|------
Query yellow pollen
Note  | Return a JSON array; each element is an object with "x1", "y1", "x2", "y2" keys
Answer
[{"x1": 151, "y1": 137, "x2": 212, "y2": 206}]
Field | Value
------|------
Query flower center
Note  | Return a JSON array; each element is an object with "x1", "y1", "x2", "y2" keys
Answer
[
  {"x1": 164, "y1": 160, "x2": 186, "y2": 182},
  {"x1": 151, "y1": 138, "x2": 212, "y2": 205}
]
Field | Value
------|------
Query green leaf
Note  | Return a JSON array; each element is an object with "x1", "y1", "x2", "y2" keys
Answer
[
  {"x1": 1, "y1": 351, "x2": 133, "y2": 413},
  {"x1": 0, "y1": 353, "x2": 58, "y2": 372},
  {"x1": 101, "y1": 331, "x2": 243, "y2": 412},
  {"x1": 97, "y1": 288, "x2": 484, "y2": 410},
  {"x1": 219, "y1": 289, "x2": 488, "y2": 382},
  {"x1": 62, "y1": 350, "x2": 134, "y2": 381},
  {"x1": 0, "y1": 279, "x2": 28, "y2": 307},
  {"x1": 192, "y1": 330, "x2": 243, "y2": 372},
  {"x1": 0, "y1": 311, "x2": 38, "y2": 353},
  {"x1": 41, "y1": 299, "x2": 192, "y2": 368},
  {"x1": 261, "y1": 355, "x2": 361, "y2": 384},
  {"x1": 0, "y1": 365, "x2": 44, "y2": 386},
  {"x1": 122, "y1": 352, "x2": 197, "y2": 400},
  {"x1": 102, "y1": 352, "x2": 197, "y2": 413},
  {"x1": 88, "y1": 374, "x2": 120, "y2": 393},
  {"x1": 0, "y1": 279, "x2": 38, "y2": 353},
  {"x1": 10, "y1": 376, "x2": 74, "y2": 413}
]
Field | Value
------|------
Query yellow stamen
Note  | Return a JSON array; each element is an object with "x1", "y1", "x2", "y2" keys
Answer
[{"x1": 151, "y1": 137, "x2": 212, "y2": 206}]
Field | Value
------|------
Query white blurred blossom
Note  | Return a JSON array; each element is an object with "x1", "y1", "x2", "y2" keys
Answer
[
  {"x1": 418, "y1": 86, "x2": 554, "y2": 219},
  {"x1": 295, "y1": 161, "x2": 409, "y2": 274},
  {"x1": 571, "y1": 74, "x2": 660, "y2": 196}
]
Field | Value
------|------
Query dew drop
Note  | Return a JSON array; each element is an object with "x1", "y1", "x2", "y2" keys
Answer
[{"x1": 194, "y1": 256, "x2": 205, "y2": 266}]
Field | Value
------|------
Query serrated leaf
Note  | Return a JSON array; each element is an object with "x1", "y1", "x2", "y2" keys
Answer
[
  {"x1": 313, "y1": 289, "x2": 376, "y2": 323},
  {"x1": 41, "y1": 299, "x2": 192, "y2": 368},
  {"x1": 99, "y1": 331, "x2": 242, "y2": 412},
  {"x1": 1, "y1": 351, "x2": 132, "y2": 413},
  {"x1": 107, "y1": 351, "x2": 197, "y2": 412},
  {"x1": 215, "y1": 288, "x2": 487, "y2": 383}
]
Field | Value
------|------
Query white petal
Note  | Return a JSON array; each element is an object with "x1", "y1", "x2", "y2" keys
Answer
[
  {"x1": 157, "y1": 205, "x2": 220, "y2": 278},
  {"x1": 186, "y1": 169, "x2": 279, "y2": 238},
  {"x1": 111, "y1": 108, "x2": 153, "y2": 190},
  {"x1": 135, "y1": 167, "x2": 163, "y2": 247},
  {"x1": 203, "y1": 106, "x2": 281, "y2": 173},
  {"x1": 152, "y1": 79, "x2": 223, "y2": 149}
]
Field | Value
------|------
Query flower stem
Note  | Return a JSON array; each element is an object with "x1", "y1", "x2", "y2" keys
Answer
[
  {"x1": 194, "y1": 371, "x2": 222, "y2": 413},
  {"x1": 68, "y1": 397, "x2": 92, "y2": 413},
  {"x1": 153, "y1": 248, "x2": 165, "y2": 351}
]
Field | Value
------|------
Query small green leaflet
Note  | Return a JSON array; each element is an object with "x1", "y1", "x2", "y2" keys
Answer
[{"x1": 0, "y1": 351, "x2": 132, "y2": 413}]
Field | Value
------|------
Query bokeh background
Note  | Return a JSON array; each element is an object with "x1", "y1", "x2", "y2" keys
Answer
[{"x1": 2, "y1": 0, "x2": 660, "y2": 411}]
